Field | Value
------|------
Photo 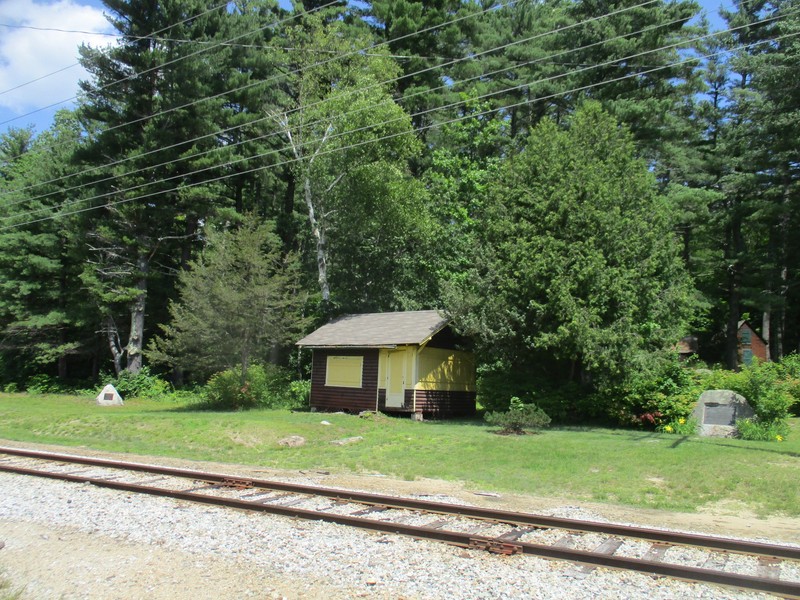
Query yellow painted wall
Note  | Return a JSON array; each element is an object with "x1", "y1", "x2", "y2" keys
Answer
[
  {"x1": 415, "y1": 347, "x2": 475, "y2": 392},
  {"x1": 325, "y1": 355, "x2": 363, "y2": 388}
]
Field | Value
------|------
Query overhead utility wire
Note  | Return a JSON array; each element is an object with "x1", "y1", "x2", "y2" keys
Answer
[
  {"x1": 1, "y1": 8, "x2": 688, "y2": 210},
  {"x1": 3, "y1": 15, "x2": 791, "y2": 227},
  {"x1": 0, "y1": 0, "x2": 233, "y2": 101},
  {"x1": 4, "y1": 30, "x2": 792, "y2": 233},
  {"x1": 0, "y1": 64, "x2": 81, "y2": 98},
  {"x1": 1, "y1": 0, "x2": 660, "y2": 201},
  {"x1": 0, "y1": 0, "x2": 342, "y2": 128},
  {"x1": 0, "y1": 0, "x2": 233, "y2": 100},
  {"x1": 2, "y1": 10, "x2": 783, "y2": 220},
  {"x1": 0, "y1": 0, "x2": 520, "y2": 197},
  {"x1": 3, "y1": 6, "x2": 785, "y2": 213},
  {"x1": 0, "y1": 23, "x2": 438, "y2": 57}
]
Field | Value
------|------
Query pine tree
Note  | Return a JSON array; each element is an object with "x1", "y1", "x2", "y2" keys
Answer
[
  {"x1": 76, "y1": 0, "x2": 237, "y2": 374},
  {"x1": 0, "y1": 112, "x2": 94, "y2": 381}
]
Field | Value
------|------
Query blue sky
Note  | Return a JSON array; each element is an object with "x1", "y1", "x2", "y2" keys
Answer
[{"x1": 0, "y1": 0, "x2": 733, "y2": 137}]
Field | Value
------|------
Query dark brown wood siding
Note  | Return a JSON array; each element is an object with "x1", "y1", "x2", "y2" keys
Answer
[
  {"x1": 415, "y1": 390, "x2": 476, "y2": 418},
  {"x1": 310, "y1": 349, "x2": 378, "y2": 413}
]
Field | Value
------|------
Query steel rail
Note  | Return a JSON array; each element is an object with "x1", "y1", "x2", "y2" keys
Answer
[
  {"x1": 1, "y1": 445, "x2": 797, "y2": 561},
  {"x1": 1, "y1": 447, "x2": 799, "y2": 598}
]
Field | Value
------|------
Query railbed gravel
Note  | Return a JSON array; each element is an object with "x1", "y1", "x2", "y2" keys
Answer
[{"x1": 0, "y1": 470, "x2": 784, "y2": 599}]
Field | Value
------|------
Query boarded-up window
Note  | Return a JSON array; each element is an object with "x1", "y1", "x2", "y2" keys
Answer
[
  {"x1": 326, "y1": 355, "x2": 363, "y2": 388},
  {"x1": 743, "y1": 349, "x2": 754, "y2": 365}
]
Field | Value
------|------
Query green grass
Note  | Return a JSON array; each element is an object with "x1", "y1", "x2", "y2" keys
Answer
[
  {"x1": 0, "y1": 393, "x2": 798, "y2": 517},
  {"x1": 0, "y1": 569, "x2": 24, "y2": 600}
]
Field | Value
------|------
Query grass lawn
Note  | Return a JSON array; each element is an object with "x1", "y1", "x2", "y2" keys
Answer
[{"x1": 0, "y1": 393, "x2": 798, "y2": 517}]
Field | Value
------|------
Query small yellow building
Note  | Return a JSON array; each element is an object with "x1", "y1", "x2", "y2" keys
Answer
[{"x1": 296, "y1": 311, "x2": 476, "y2": 418}]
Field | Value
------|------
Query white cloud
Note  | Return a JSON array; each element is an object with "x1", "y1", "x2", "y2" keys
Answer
[{"x1": 0, "y1": 0, "x2": 116, "y2": 119}]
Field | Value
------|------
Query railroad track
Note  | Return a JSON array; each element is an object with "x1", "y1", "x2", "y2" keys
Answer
[{"x1": 1, "y1": 445, "x2": 798, "y2": 598}]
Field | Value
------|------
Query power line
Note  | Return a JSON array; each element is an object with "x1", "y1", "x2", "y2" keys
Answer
[
  {"x1": 9, "y1": 31, "x2": 793, "y2": 232},
  {"x1": 0, "y1": 0, "x2": 520, "y2": 206},
  {"x1": 2, "y1": 21, "x2": 792, "y2": 231},
  {"x1": 0, "y1": 0, "x2": 230, "y2": 101},
  {"x1": 0, "y1": 22, "x2": 438, "y2": 58},
  {"x1": 0, "y1": 7, "x2": 692, "y2": 210},
  {"x1": 4, "y1": 7, "x2": 786, "y2": 218},
  {"x1": 0, "y1": 0, "x2": 661, "y2": 201},
  {"x1": 0, "y1": 0, "x2": 343, "y2": 128}
]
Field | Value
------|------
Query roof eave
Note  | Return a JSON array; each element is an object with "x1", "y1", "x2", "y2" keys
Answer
[{"x1": 296, "y1": 344, "x2": 399, "y2": 349}]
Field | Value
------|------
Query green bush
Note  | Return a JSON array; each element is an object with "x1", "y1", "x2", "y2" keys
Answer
[
  {"x1": 698, "y1": 360, "x2": 794, "y2": 424},
  {"x1": 774, "y1": 353, "x2": 800, "y2": 414},
  {"x1": 484, "y1": 397, "x2": 552, "y2": 434},
  {"x1": 657, "y1": 416, "x2": 698, "y2": 435},
  {"x1": 593, "y1": 353, "x2": 699, "y2": 427},
  {"x1": 287, "y1": 379, "x2": 311, "y2": 409},
  {"x1": 204, "y1": 363, "x2": 307, "y2": 410},
  {"x1": 475, "y1": 362, "x2": 526, "y2": 412},
  {"x1": 105, "y1": 366, "x2": 172, "y2": 400},
  {"x1": 24, "y1": 374, "x2": 60, "y2": 394},
  {"x1": 476, "y1": 361, "x2": 587, "y2": 422},
  {"x1": 735, "y1": 417, "x2": 790, "y2": 442}
]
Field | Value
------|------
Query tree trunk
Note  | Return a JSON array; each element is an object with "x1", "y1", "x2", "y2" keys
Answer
[
  {"x1": 303, "y1": 175, "x2": 330, "y2": 302},
  {"x1": 106, "y1": 315, "x2": 124, "y2": 376},
  {"x1": 762, "y1": 310, "x2": 771, "y2": 362},
  {"x1": 724, "y1": 213, "x2": 743, "y2": 370},
  {"x1": 125, "y1": 254, "x2": 148, "y2": 374}
]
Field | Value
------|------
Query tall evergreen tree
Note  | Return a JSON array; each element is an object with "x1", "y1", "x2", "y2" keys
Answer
[
  {"x1": 76, "y1": 0, "x2": 236, "y2": 374},
  {"x1": 447, "y1": 104, "x2": 694, "y2": 404},
  {"x1": 0, "y1": 112, "x2": 95, "y2": 381}
]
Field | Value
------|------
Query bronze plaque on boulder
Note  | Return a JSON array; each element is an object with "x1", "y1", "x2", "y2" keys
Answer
[
  {"x1": 703, "y1": 403, "x2": 737, "y2": 426},
  {"x1": 692, "y1": 390, "x2": 754, "y2": 437}
]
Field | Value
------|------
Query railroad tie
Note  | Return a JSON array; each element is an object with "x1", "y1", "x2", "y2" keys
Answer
[
  {"x1": 702, "y1": 552, "x2": 729, "y2": 571},
  {"x1": 497, "y1": 527, "x2": 539, "y2": 542},
  {"x1": 553, "y1": 534, "x2": 578, "y2": 549},
  {"x1": 757, "y1": 557, "x2": 781, "y2": 580},
  {"x1": 350, "y1": 505, "x2": 390, "y2": 517},
  {"x1": 567, "y1": 537, "x2": 625, "y2": 578},
  {"x1": 642, "y1": 542, "x2": 672, "y2": 562}
]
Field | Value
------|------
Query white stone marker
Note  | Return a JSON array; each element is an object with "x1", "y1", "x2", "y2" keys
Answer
[{"x1": 95, "y1": 384, "x2": 124, "y2": 406}]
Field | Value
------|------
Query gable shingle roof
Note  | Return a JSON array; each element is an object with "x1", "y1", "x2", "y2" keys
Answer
[{"x1": 296, "y1": 310, "x2": 449, "y2": 348}]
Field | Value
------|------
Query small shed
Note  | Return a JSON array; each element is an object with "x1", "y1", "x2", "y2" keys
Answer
[
  {"x1": 738, "y1": 320, "x2": 768, "y2": 366},
  {"x1": 296, "y1": 310, "x2": 476, "y2": 418}
]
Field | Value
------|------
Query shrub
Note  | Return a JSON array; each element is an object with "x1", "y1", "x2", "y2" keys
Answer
[
  {"x1": 475, "y1": 362, "x2": 527, "y2": 412},
  {"x1": 105, "y1": 367, "x2": 172, "y2": 400},
  {"x1": 204, "y1": 363, "x2": 307, "y2": 410},
  {"x1": 287, "y1": 379, "x2": 311, "y2": 409},
  {"x1": 657, "y1": 417, "x2": 697, "y2": 435},
  {"x1": 24, "y1": 374, "x2": 60, "y2": 394},
  {"x1": 476, "y1": 360, "x2": 587, "y2": 422},
  {"x1": 736, "y1": 418, "x2": 790, "y2": 442},
  {"x1": 593, "y1": 353, "x2": 699, "y2": 427},
  {"x1": 484, "y1": 397, "x2": 552, "y2": 434},
  {"x1": 697, "y1": 360, "x2": 794, "y2": 424},
  {"x1": 774, "y1": 353, "x2": 800, "y2": 414}
]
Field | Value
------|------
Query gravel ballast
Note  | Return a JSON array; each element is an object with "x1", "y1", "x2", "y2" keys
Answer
[{"x1": 0, "y1": 453, "x2": 792, "y2": 600}]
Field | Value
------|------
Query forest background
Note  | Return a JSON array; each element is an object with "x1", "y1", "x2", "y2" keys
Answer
[{"x1": 1, "y1": 0, "x2": 799, "y2": 430}]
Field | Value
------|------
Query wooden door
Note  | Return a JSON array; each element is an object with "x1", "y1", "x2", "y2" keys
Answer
[{"x1": 386, "y1": 350, "x2": 406, "y2": 408}]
